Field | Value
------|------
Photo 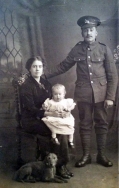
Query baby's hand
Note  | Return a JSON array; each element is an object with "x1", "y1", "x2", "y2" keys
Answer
[
  {"x1": 42, "y1": 98, "x2": 51, "y2": 111},
  {"x1": 42, "y1": 104, "x2": 49, "y2": 111},
  {"x1": 61, "y1": 111, "x2": 71, "y2": 118}
]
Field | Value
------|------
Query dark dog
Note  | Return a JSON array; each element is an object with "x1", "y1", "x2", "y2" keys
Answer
[{"x1": 13, "y1": 153, "x2": 67, "y2": 183}]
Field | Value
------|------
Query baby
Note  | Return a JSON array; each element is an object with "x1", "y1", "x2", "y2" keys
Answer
[{"x1": 42, "y1": 84, "x2": 76, "y2": 148}]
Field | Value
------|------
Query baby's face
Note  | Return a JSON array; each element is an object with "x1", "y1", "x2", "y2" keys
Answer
[{"x1": 52, "y1": 87, "x2": 65, "y2": 102}]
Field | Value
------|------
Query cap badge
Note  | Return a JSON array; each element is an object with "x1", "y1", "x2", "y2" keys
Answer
[
  {"x1": 84, "y1": 19, "x2": 94, "y2": 24},
  {"x1": 85, "y1": 19, "x2": 90, "y2": 23}
]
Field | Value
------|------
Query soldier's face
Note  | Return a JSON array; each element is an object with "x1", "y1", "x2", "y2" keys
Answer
[{"x1": 81, "y1": 27, "x2": 98, "y2": 43}]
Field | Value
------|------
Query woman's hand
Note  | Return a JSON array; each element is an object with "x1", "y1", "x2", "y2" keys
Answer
[
  {"x1": 44, "y1": 111, "x2": 71, "y2": 118},
  {"x1": 44, "y1": 111, "x2": 62, "y2": 118},
  {"x1": 61, "y1": 111, "x2": 71, "y2": 118}
]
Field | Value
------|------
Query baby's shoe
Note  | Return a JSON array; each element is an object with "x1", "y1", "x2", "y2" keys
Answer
[
  {"x1": 68, "y1": 141, "x2": 75, "y2": 149},
  {"x1": 51, "y1": 137, "x2": 60, "y2": 145}
]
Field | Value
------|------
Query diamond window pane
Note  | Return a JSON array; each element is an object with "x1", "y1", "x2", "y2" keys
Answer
[
  {"x1": 0, "y1": 7, "x2": 22, "y2": 78},
  {"x1": 4, "y1": 9, "x2": 12, "y2": 28},
  {"x1": 0, "y1": 11, "x2": 5, "y2": 30},
  {"x1": 10, "y1": 26, "x2": 17, "y2": 34},
  {"x1": 2, "y1": 27, "x2": 9, "y2": 35},
  {"x1": 13, "y1": 32, "x2": 21, "y2": 51},
  {"x1": 6, "y1": 32, "x2": 14, "y2": 50}
]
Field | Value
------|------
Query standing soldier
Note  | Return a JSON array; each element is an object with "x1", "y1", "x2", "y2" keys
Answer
[{"x1": 45, "y1": 16, "x2": 118, "y2": 167}]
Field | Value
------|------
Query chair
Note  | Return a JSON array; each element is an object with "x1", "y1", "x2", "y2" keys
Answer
[{"x1": 12, "y1": 74, "x2": 41, "y2": 166}]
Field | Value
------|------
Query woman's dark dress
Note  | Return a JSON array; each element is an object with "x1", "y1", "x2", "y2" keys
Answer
[{"x1": 20, "y1": 75, "x2": 69, "y2": 166}]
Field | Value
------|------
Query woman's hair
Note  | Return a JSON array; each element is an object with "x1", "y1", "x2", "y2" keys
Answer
[
  {"x1": 25, "y1": 56, "x2": 45, "y2": 71},
  {"x1": 52, "y1": 84, "x2": 66, "y2": 94}
]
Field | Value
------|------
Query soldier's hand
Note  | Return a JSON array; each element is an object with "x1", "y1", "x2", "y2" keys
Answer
[{"x1": 104, "y1": 100, "x2": 114, "y2": 109}]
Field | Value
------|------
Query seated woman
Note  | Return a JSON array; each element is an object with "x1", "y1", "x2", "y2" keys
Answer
[{"x1": 20, "y1": 56, "x2": 73, "y2": 179}]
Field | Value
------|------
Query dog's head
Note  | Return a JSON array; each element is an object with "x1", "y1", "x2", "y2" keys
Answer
[{"x1": 44, "y1": 153, "x2": 58, "y2": 167}]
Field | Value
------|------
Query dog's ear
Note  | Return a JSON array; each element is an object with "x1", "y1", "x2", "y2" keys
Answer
[{"x1": 45, "y1": 151, "x2": 50, "y2": 156}]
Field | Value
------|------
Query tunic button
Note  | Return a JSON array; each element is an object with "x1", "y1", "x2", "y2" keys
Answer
[
  {"x1": 88, "y1": 56, "x2": 90, "y2": 58},
  {"x1": 90, "y1": 73, "x2": 92, "y2": 75},
  {"x1": 91, "y1": 81, "x2": 93, "y2": 84},
  {"x1": 89, "y1": 64, "x2": 91, "y2": 67},
  {"x1": 87, "y1": 48, "x2": 90, "y2": 51}
]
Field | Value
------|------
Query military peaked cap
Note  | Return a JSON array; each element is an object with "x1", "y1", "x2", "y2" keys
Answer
[{"x1": 77, "y1": 16, "x2": 101, "y2": 28}]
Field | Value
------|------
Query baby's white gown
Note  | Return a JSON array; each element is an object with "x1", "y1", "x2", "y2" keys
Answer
[{"x1": 42, "y1": 98, "x2": 75, "y2": 135}]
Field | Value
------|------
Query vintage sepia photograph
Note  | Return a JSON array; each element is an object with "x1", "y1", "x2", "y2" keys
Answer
[{"x1": 0, "y1": 0, "x2": 118, "y2": 187}]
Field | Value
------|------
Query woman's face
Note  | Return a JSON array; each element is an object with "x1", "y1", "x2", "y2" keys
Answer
[{"x1": 29, "y1": 60, "x2": 43, "y2": 78}]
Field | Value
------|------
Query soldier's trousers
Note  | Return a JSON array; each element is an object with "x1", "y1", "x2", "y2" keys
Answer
[{"x1": 77, "y1": 101, "x2": 108, "y2": 135}]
